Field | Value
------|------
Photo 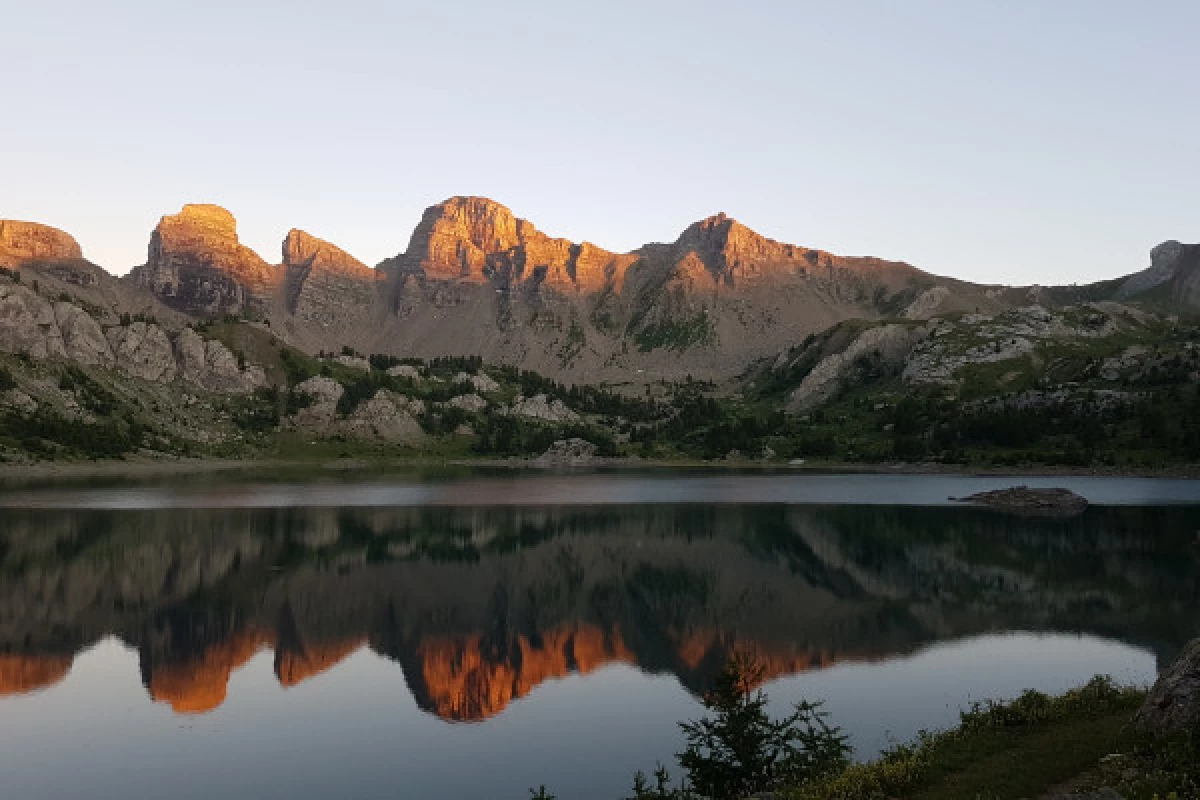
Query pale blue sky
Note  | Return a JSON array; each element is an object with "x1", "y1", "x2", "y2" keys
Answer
[{"x1": 4, "y1": 0, "x2": 1197, "y2": 283}]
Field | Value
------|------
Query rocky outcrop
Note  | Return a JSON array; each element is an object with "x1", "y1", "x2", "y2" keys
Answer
[
  {"x1": 503, "y1": 393, "x2": 580, "y2": 423},
  {"x1": 0, "y1": 283, "x2": 69, "y2": 359},
  {"x1": 333, "y1": 354, "x2": 370, "y2": 371},
  {"x1": 106, "y1": 322, "x2": 177, "y2": 382},
  {"x1": 0, "y1": 221, "x2": 83, "y2": 270},
  {"x1": 534, "y1": 437, "x2": 598, "y2": 466},
  {"x1": 1136, "y1": 638, "x2": 1200, "y2": 737},
  {"x1": 289, "y1": 376, "x2": 344, "y2": 426},
  {"x1": 282, "y1": 229, "x2": 378, "y2": 325},
  {"x1": 131, "y1": 204, "x2": 279, "y2": 316},
  {"x1": 0, "y1": 282, "x2": 265, "y2": 393},
  {"x1": 386, "y1": 364, "x2": 422, "y2": 380},
  {"x1": 453, "y1": 371, "x2": 500, "y2": 392},
  {"x1": 1116, "y1": 240, "x2": 1200, "y2": 309},
  {"x1": 343, "y1": 390, "x2": 426, "y2": 444},
  {"x1": 787, "y1": 324, "x2": 928, "y2": 411},
  {"x1": 173, "y1": 327, "x2": 267, "y2": 393},
  {"x1": 445, "y1": 393, "x2": 487, "y2": 412}
]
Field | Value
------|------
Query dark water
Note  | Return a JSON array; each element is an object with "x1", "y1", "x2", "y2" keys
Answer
[{"x1": 1, "y1": 475, "x2": 1198, "y2": 800}]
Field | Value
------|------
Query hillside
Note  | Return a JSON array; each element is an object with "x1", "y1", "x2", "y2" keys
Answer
[
  {"x1": 7, "y1": 199, "x2": 1197, "y2": 385},
  {"x1": 0, "y1": 203, "x2": 1197, "y2": 468}
]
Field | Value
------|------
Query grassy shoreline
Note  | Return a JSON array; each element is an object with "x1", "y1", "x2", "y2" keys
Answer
[{"x1": 0, "y1": 454, "x2": 1198, "y2": 482}]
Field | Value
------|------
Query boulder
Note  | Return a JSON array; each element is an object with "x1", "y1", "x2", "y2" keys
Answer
[{"x1": 1136, "y1": 638, "x2": 1200, "y2": 737}]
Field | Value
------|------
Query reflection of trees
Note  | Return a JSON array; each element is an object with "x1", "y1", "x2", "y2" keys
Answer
[{"x1": 0, "y1": 504, "x2": 1196, "y2": 716}]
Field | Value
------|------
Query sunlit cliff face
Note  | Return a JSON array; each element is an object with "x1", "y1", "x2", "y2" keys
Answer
[{"x1": 0, "y1": 654, "x2": 73, "y2": 696}]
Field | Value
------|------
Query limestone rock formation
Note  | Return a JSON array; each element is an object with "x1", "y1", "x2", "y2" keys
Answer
[
  {"x1": 131, "y1": 204, "x2": 279, "y2": 316},
  {"x1": 453, "y1": 371, "x2": 499, "y2": 393},
  {"x1": 106, "y1": 322, "x2": 178, "y2": 382},
  {"x1": 0, "y1": 283, "x2": 69, "y2": 359},
  {"x1": 343, "y1": 390, "x2": 426, "y2": 444},
  {"x1": 0, "y1": 221, "x2": 83, "y2": 270},
  {"x1": 444, "y1": 393, "x2": 487, "y2": 412},
  {"x1": 386, "y1": 364, "x2": 422, "y2": 380},
  {"x1": 289, "y1": 376, "x2": 344, "y2": 426},
  {"x1": 282, "y1": 229, "x2": 378, "y2": 326},
  {"x1": 504, "y1": 393, "x2": 580, "y2": 423},
  {"x1": 787, "y1": 324, "x2": 929, "y2": 411},
  {"x1": 534, "y1": 437, "x2": 598, "y2": 466},
  {"x1": 54, "y1": 302, "x2": 112, "y2": 365},
  {"x1": 383, "y1": 196, "x2": 634, "y2": 292},
  {"x1": 173, "y1": 327, "x2": 267, "y2": 393}
]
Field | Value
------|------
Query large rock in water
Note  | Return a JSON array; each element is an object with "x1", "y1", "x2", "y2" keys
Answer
[
  {"x1": 131, "y1": 204, "x2": 279, "y2": 316},
  {"x1": 955, "y1": 486, "x2": 1089, "y2": 516},
  {"x1": 1136, "y1": 638, "x2": 1200, "y2": 737},
  {"x1": 282, "y1": 229, "x2": 378, "y2": 326},
  {"x1": 0, "y1": 221, "x2": 83, "y2": 270}
]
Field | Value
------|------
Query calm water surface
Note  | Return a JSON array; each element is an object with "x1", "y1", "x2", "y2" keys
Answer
[{"x1": 0, "y1": 473, "x2": 1197, "y2": 799}]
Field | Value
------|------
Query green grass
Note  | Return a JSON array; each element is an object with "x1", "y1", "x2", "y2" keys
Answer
[{"x1": 788, "y1": 678, "x2": 1151, "y2": 800}]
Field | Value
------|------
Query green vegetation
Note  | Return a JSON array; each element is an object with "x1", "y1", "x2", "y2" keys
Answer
[
  {"x1": 633, "y1": 313, "x2": 714, "y2": 352},
  {"x1": 535, "y1": 671, "x2": 1198, "y2": 800}
]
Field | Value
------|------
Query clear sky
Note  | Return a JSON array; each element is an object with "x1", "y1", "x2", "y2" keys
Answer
[{"x1": 4, "y1": 0, "x2": 1197, "y2": 284}]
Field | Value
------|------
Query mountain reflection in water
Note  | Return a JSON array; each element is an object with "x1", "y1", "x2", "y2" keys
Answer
[{"x1": 2, "y1": 503, "x2": 1197, "y2": 724}]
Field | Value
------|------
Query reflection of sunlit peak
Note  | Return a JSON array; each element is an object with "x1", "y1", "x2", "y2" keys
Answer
[
  {"x1": 147, "y1": 632, "x2": 264, "y2": 714},
  {"x1": 0, "y1": 654, "x2": 73, "y2": 696},
  {"x1": 276, "y1": 638, "x2": 366, "y2": 688}
]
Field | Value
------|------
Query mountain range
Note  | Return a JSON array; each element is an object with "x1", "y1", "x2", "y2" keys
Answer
[{"x1": 4, "y1": 198, "x2": 1197, "y2": 382}]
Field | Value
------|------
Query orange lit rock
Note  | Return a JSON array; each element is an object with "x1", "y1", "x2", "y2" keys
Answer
[
  {"x1": 146, "y1": 631, "x2": 263, "y2": 714},
  {"x1": 388, "y1": 196, "x2": 633, "y2": 292},
  {"x1": 0, "y1": 221, "x2": 83, "y2": 270},
  {"x1": 282, "y1": 229, "x2": 379, "y2": 325},
  {"x1": 131, "y1": 204, "x2": 280, "y2": 316},
  {"x1": 0, "y1": 654, "x2": 73, "y2": 696}
]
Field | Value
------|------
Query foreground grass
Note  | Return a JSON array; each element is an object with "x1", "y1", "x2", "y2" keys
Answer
[{"x1": 784, "y1": 677, "x2": 1199, "y2": 800}]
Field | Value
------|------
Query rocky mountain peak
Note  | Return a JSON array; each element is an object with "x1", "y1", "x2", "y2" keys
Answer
[
  {"x1": 670, "y1": 212, "x2": 807, "y2": 283},
  {"x1": 134, "y1": 203, "x2": 278, "y2": 316},
  {"x1": 401, "y1": 196, "x2": 523, "y2": 281},
  {"x1": 282, "y1": 229, "x2": 378, "y2": 324},
  {"x1": 0, "y1": 220, "x2": 84, "y2": 269},
  {"x1": 282, "y1": 229, "x2": 372, "y2": 277}
]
